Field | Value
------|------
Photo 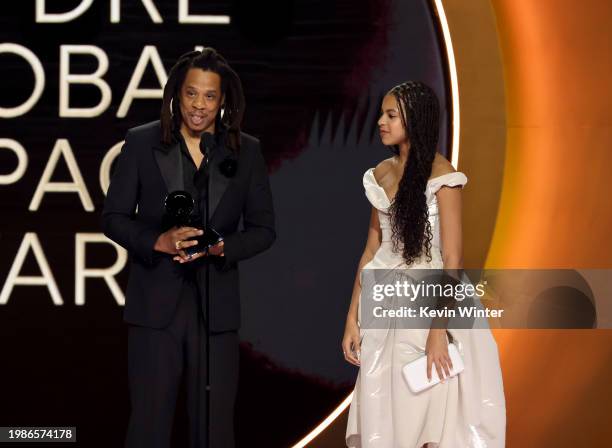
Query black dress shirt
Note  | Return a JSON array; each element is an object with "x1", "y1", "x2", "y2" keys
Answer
[
  {"x1": 175, "y1": 129, "x2": 224, "y2": 227},
  {"x1": 173, "y1": 130, "x2": 225, "y2": 281}
]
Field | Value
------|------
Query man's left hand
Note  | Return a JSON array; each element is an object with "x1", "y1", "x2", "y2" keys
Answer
[
  {"x1": 207, "y1": 240, "x2": 225, "y2": 257},
  {"x1": 172, "y1": 240, "x2": 225, "y2": 263}
]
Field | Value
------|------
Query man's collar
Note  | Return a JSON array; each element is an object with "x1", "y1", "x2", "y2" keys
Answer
[{"x1": 173, "y1": 126, "x2": 227, "y2": 151}]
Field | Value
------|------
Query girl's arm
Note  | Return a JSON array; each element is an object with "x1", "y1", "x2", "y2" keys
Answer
[
  {"x1": 426, "y1": 184, "x2": 464, "y2": 380},
  {"x1": 342, "y1": 207, "x2": 382, "y2": 366}
]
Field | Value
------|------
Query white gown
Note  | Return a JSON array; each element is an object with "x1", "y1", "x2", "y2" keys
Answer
[{"x1": 346, "y1": 168, "x2": 506, "y2": 448}]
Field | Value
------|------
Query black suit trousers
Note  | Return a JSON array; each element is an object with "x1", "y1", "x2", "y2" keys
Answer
[{"x1": 125, "y1": 280, "x2": 239, "y2": 448}]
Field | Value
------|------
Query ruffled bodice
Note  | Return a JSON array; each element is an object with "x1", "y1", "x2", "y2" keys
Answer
[{"x1": 362, "y1": 168, "x2": 468, "y2": 269}]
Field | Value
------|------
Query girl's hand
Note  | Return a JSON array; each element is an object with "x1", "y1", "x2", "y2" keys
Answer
[
  {"x1": 342, "y1": 318, "x2": 361, "y2": 366},
  {"x1": 425, "y1": 329, "x2": 453, "y2": 382}
]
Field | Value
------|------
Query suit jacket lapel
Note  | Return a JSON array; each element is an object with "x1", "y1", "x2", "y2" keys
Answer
[
  {"x1": 209, "y1": 144, "x2": 233, "y2": 220},
  {"x1": 153, "y1": 142, "x2": 184, "y2": 194}
]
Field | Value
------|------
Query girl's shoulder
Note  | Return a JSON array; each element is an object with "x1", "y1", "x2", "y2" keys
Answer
[
  {"x1": 373, "y1": 157, "x2": 398, "y2": 184},
  {"x1": 430, "y1": 152, "x2": 456, "y2": 179}
]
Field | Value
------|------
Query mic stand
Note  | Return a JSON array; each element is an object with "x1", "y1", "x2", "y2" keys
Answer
[
  {"x1": 196, "y1": 146, "x2": 212, "y2": 448},
  {"x1": 196, "y1": 131, "x2": 215, "y2": 447},
  {"x1": 204, "y1": 154, "x2": 211, "y2": 448}
]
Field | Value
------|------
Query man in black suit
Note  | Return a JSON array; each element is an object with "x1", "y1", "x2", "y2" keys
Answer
[{"x1": 102, "y1": 48, "x2": 275, "y2": 448}]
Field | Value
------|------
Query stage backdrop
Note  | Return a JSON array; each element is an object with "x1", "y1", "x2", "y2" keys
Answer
[{"x1": 0, "y1": 1, "x2": 450, "y2": 446}]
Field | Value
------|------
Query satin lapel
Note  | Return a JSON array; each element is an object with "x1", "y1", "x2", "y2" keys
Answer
[
  {"x1": 153, "y1": 142, "x2": 184, "y2": 193},
  {"x1": 208, "y1": 145, "x2": 233, "y2": 220}
]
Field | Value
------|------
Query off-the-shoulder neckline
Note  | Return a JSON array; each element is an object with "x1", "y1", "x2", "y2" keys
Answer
[
  {"x1": 365, "y1": 167, "x2": 464, "y2": 184},
  {"x1": 364, "y1": 168, "x2": 466, "y2": 204}
]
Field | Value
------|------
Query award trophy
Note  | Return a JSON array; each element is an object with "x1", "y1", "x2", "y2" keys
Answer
[{"x1": 164, "y1": 190, "x2": 223, "y2": 256}]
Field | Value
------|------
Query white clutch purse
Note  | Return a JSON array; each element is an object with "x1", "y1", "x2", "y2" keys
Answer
[{"x1": 402, "y1": 342, "x2": 465, "y2": 394}]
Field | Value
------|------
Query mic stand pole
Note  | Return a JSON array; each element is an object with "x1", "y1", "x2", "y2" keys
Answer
[
  {"x1": 203, "y1": 151, "x2": 212, "y2": 448},
  {"x1": 196, "y1": 133, "x2": 214, "y2": 447},
  {"x1": 195, "y1": 150, "x2": 211, "y2": 448}
]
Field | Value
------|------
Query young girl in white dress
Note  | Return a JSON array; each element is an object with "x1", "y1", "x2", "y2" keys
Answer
[{"x1": 343, "y1": 81, "x2": 506, "y2": 448}]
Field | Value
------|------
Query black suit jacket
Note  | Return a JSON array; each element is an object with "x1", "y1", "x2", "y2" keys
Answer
[{"x1": 101, "y1": 120, "x2": 275, "y2": 331}]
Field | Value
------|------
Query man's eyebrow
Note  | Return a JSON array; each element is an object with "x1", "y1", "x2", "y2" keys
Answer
[{"x1": 183, "y1": 85, "x2": 218, "y2": 93}]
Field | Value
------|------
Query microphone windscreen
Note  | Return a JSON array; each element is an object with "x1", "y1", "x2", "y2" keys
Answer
[{"x1": 200, "y1": 132, "x2": 215, "y2": 156}]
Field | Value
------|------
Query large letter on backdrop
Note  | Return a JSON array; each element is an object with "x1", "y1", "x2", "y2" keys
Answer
[
  {"x1": 117, "y1": 46, "x2": 167, "y2": 118},
  {"x1": 35, "y1": 0, "x2": 94, "y2": 23},
  {"x1": 110, "y1": 0, "x2": 163, "y2": 23},
  {"x1": 60, "y1": 45, "x2": 112, "y2": 118},
  {"x1": 99, "y1": 141, "x2": 124, "y2": 196},
  {"x1": 29, "y1": 139, "x2": 94, "y2": 212},
  {"x1": 178, "y1": 0, "x2": 231, "y2": 24},
  {"x1": 0, "y1": 233, "x2": 63, "y2": 305},
  {"x1": 0, "y1": 139, "x2": 28, "y2": 185},
  {"x1": 0, "y1": 44, "x2": 45, "y2": 118},
  {"x1": 75, "y1": 233, "x2": 127, "y2": 306}
]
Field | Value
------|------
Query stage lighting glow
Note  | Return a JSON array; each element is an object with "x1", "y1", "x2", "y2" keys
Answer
[
  {"x1": 290, "y1": 392, "x2": 354, "y2": 448},
  {"x1": 433, "y1": 0, "x2": 461, "y2": 169}
]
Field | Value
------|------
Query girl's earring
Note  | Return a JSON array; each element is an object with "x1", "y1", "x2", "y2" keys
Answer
[
  {"x1": 220, "y1": 105, "x2": 225, "y2": 119},
  {"x1": 169, "y1": 98, "x2": 174, "y2": 117}
]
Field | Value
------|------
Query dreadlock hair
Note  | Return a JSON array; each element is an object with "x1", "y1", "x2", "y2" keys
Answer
[
  {"x1": 160, "y1": 48, "x2": 245, "y2": 152},
  {"x1": 387, "y1": 81, "x2": 441, "y2": 266}
]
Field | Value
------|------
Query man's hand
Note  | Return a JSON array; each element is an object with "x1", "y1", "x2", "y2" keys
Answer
[
  {"x1": 154, "y1": 226, "x2": 203, "y2": 254},
  {"x1": 172, "y1": 240, "x2": 224, "y2": 263},
  {"x1": 207, "y1": 241, "x2": 225, "y2": 257},
  {"x1": 155, "y1": 226, "x2": 209, "y2": 263}
]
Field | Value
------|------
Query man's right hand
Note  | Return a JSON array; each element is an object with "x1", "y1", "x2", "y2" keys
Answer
[{"x1": 154, "y1": 226, "x2": 204, "y2": 255}]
